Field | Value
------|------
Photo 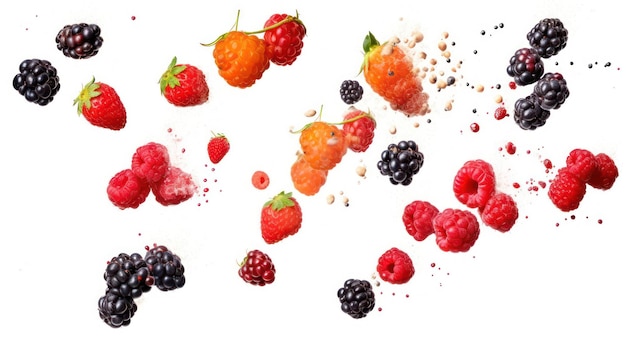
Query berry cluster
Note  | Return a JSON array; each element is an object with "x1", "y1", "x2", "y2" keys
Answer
[
  {"x1": 159, "y1": 56, "x2": 209, "y2": 107},
  {"x1": 337, "y1": 279, "x2": 376, "y2": 319},
  {"x1": 548, "y1": 149, "x2": 619, "y2": 211},
  {"x1": 377, "y1": 140, "x2": 424, "y2": 185},
  {"x1": 238, "y1": 250, "x2": 276, "y2": 286},
  {"x1": 376, "y1": 247, "x2": 414, "y2": 284},
  {"x1": 339, "y1": 79, "x2": 364, "y2": 105},
  {"x1": 107, "y1": 142, "x2": 197, "y2": 209},
  {"x1": 12, "y1": 59, "x2": 61, "y2": 106},
  {"x1": 98, "y1": 245, "x2": 186, "y2": 328},
  {"x1": 55, "y1": 23, "x2": 103, "y2": 59}
]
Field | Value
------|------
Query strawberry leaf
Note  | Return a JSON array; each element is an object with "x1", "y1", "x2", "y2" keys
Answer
[
  {"x1": 73, "y1": 76, "x2": 101, "y2": 115},
  {"x1": 264, "y1": 191, "x2": 295, "y2": 210},
  {"x1": 159, "y1": 56, "x2": 187, "y2": 93}
]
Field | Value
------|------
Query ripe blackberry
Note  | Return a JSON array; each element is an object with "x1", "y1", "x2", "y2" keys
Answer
[
  {"x1": 98, "y1": 290, "x2": 137, "y2": 328},
  {"x1": 513, "y1": 94, "x2": 551, "y2": 130},
  {"x1": 337, "y1": 279, "x2": 376, "y2": 319},
  {"x1": 144, "y1": 245, "x2": 186, "y2": 292},
  {"x1": 12, "y1": 59, "x2": 60, "y2": 106},
  {"x1": 506, "y1": 48, "x2": 544, "y2": 86},
  {"x1": 527, "y1": 18, "x2": 568, "y2": 58},
  {"x1": 533, "y1": 72, "x2": 569, "y2": 110},
  {"x1": 55, "y1": 23, "x2": 103, "y2": 59},
  {"x1": 339, "y1": 79, "x2": 364, "y2": 104},
  {"x1": 377, "y1": 140, "x2": 424, "y2": 185},
  {"x1": 104, "y1": 253, "x2": 153, "y2": 298}
]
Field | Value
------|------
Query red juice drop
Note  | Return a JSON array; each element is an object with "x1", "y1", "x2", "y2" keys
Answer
[
  {"x1": 431, "y1": 263, "x2": 436, "y2": 268},
  {"x1": 508, "y1": 81, "x2": 517, "y2": 89},
  {"x1": 494, "y1": 107, "x2": 508, "y2": 120},
  {"x1": 543, "y1": 159, "x2": 553, "y2": 169},
  {"x1": 470, "y1": 123, "x2": 480, "y2": 132},
  {"x1": 505, "y1": 142, "x2": 516, "y2": 154},
  {"x1": 512, "y1": 182, "x2": 520, "y2": 188}
]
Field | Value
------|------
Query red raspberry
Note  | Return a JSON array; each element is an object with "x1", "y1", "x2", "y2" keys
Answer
[
  {"x1": 151, "y1": 166, "x2": 197, "y2": 206},
  {"x1": 238, "y1": 250, "x2": 276, "y2": 286},
  {"x1": 402, "y1": 200, "x2": 439, "y2": 241},
  {"x1": 433, "y1": 208, "x2": 480, "y2": 253},
  {"x1": 107, "y1": 169, "x2": 150, "y2": 209},
  {"x1": 376, "y1": 247, "x2": 414, "y2": 284},
  {"x1": 263, "y1": 13, "x2": 306, "y2": 66},
  {"x1": 453, "y1": 159, "x2": 496, "y2": 208},
  {"x1": 341, "y1": 107, "x2": 376, "y2": 153},
  {"x1": 565, "y1": 148, "x2": 597, "y2": 182},
  {"x1": 587, "y1": 153, "x2": 619, "y2": 190},
  {"x1": 478, "y1": 192, "x2": 519, "y2": 233},
  {"x1": 131, "y1": 142, "x2": 170, "y2": 184},
  {"x1": 547, "y1": 167, "x2": 586, "y2": 211}
]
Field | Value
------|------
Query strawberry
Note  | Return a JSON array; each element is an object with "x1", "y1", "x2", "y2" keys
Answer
[
  {"x1": 263, "y1": 13, "x2": 306, "y2": 66},
  {"x1": 151, "y1": 166, "x2": 197, "y2": 206},
  {"x1": 260, "y1": 191, "x2": 303, "y2": 244},
  {"x1": 159, "y1": 56, "x2": 209, "y2": 107},
  {"x1": 207, "y1": 132, "x2": 230, "y2": 164},
  {"x1": 341, "y1": 107, "x2": 376, "y2": 153},
  {"x1": 74, "y1": 77, "x2": 127, "y2": 130}
]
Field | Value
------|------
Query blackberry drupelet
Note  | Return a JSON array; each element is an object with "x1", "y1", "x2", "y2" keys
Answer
[
  {"x1": 506, "y1": 48, "x2": 544, "y2": 86},
  {"x1": 513, "y1": 94, "x2": 551, "y2": 130},
  {"x1": 337, "y1": 279, "x2": 376, "y2": 319},
  {"x1": 339, "y1": 79, "x2": 364, "y2": 104},
  {"x1": 145, "y1": 245, "x2": 186, "y2": 292},
  {"x1": 533, "y1": 72, "x2": 569, "y2": 110},
  {"x1": 12, "y1": 59, "x2": 60, "y2": 106},
  {"x1": 377, "y1": 140, "x2": 424, "y2": 185},
  {"x1": 98, "y1": 290, "x2": 138, "y2": 328},
  {"x1": 527, "y1": 18, "x2": 568, "y2": 58},
  {"x1": 56, "y1": 23, "x2": 103, "y2": 59},
  {"x1": 104, "y1": 253, "x2": 153, "y2": 298}
]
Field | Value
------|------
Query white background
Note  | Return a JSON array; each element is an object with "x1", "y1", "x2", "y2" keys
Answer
[{"x1": 2, "y1": 0, "x2": 624, "y2": 350}]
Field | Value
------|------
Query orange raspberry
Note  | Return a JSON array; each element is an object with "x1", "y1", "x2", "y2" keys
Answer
[
  {"x1": 299, "y1": 121, "x2": 348, "y2": 171},
  {"x1": 362, "y1": 32, "x2": 429, "y2": 116},
  {"x1": 291, "y1": 153, "x2": 328, "y2": 196},
  {"x1": 212, "y1": 31, "x2": 270, "y2": 88}
]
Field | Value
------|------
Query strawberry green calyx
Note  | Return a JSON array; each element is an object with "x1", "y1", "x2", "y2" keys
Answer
[
  {"x1": 73, "y1": 76, "x2": 101, "y2": 115},
  {"x1": 159, "y1": 56, "x2": 187, "y2": 94},
  {"x1": 264, "y1": 191, "x2": 295, "y2": 210},
  {"x1": 360, "y1": 32, "x2": 381, "y2": 74}
]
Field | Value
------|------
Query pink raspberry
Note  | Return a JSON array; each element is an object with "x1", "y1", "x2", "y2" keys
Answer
[
  {"x1": 479, "y1": 192, "x2": 519, "y2": 232},
  {"x1": 402, "y1": 200, "x2": 439, "y2": 241},
  {"x1": 131, "y1": 142, "x2": 170, "y2": 184},
  {"x1": 453, "y1": 159, "x2": 496, "y2": 208},
  {"x1": 547, "y1": 167, "x2": 586, "y2": 212},
  {"x1": 151, "y1": 166, "x2": 197, "y2": 206},
  {"x1": 587, "y1": 153, "x2": 619, "y2": 190},
  {"x1": 433, "y1": 208, "x2": 480, "y2": 253},
  {"x1": 107, "y1": 169, "x2": 151, "y2": 209},
  {"x1": 565, "y1": 148, "x2": 597, "y2": 182},
  {"x1": 376, "y1": 247, "x2": 414, "y2": 284}
]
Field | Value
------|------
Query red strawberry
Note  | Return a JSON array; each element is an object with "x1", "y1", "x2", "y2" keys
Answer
[
  {"x1": 453, "y1": 159, "x2": 496, "y2": 209},
  {"x1": 74, "y1": 77, "x2": 126, "y2": 130},
  {"x1": 402, "y1": 200, "x2": 439, "y2": 241},
  {"x1": 107, "y1": 169, "x2": 150, "y2": 209},
  {"x1": 263, "y1": 13, "x2": 306, "y2": 66},
  {"x1": 587, "y1": 153, "x2": 619, "y2": 190},
  {"x1": 207, "y1": 132, "x2": 230, "y2": 164},
  {"x1": 238, "y1": 250, "x2": 276, "y2": 286},
  {"x1": 159, "y1": 56, "x2": 209, "y2": 107},
  {"x1": 131, "y1": 142, "x2": 170, "y2": 184},
  {"x1": 260, "y1": 191, "x2": 303, "y2": 244},
  {"x1": 478, "y1": 192, "x2": 519, "y2": 233},
  {"x1": 433, "y1": 208, "x2": 480, "y2": 252},
  {"x1": 341, "y1": 107, "x2": 376, "y2": 153},
  {"x1": 547, "y1": 167, "x2": 586, "y2": 212},
  {"x1": 376, "y1": 247, "x2": 415, "y2": 284},
  {"x1": 151, "y1": 166, "x2": 197, "y2": 206}
]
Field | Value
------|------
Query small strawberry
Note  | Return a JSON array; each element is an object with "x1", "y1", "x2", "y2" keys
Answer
[
  {"x1": 107, "y1": 169, "x2": 151, "y2": 209},
  {"x1": 159, "y1": 56, "x2": 209, "y2": 107},
  {"x1": 341, "y1": 107, "x2": 376, "y2": 153},
  {"x1": 74, "y1": 77, "x2": 126, "y2": 130},
  {"x1": 261, "y1": 191, "x2": 303, "y2": 244},
  {"x1": 207, "y1": 132, "x2": 230, "y2": 164},
  {"x1": 263, "y1": 13, "x2": 306, "y2": 66},
  {"x1": 151, "y1": 166, "x2": 197, "y2": 206}
]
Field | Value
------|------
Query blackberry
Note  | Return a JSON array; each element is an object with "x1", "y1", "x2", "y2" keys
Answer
[
  {"x1": 12, "y1": 59, "x2": 60, "y2": 106},
  {"x1": 104, "y1": 253, "x2": 153, "y2": 298},
  {"x1": 144, "y1": 245, "x2": 186, "y2": 292},
  {"x1": 98, "y1": 290, "x2": 137, "y2": 328},
  {"x1": 527, "y1": 18, "x2": 568, "y2": 58},
  {"x1": 55, "y1": 23, "x2": 103, "y2": 59},
  {"x1": 337, "y1": 279, "x2": 376, "y2": 319},
  {"x1": 339, "y1": 79, "x2": 364, "y2": 104},
  {"x1": 377, "y1": 140, "x2": 424, "y2": 185},
  {"x1": 513, "y1": 94, "x2": 551, "y2": 130},
  {"x1": 533, "y1": 72, "x2": 569, "y2": 110},
  {"x1": 506, "y1": 48, "x2": 544, "y2": 86}
]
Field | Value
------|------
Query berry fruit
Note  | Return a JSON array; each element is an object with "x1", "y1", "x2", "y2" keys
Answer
[
  {"x1": 208, "y1": 132, "x2": 230, "y2": 164},
  {"x1": 238, "y1": 250, "x2": 276, "y2": 286},
  {"x1": 339, "y1": 79, "x2": 364, "y2": 105},
  {"x1": 131, "y1": 142, "x2": 171, "y2": 184},
  {"x1": 12, "y1": 59, "x2": 61, "y2": 106},
  {"x1": 377, "y1": 140, "x2": 424, "y2": 185},
  {"x1": 402, "y1": 200, "x2": 440, "y2": 241},
  {"x1": 513, "y1": 94, "x2": 551, "y2": 130},
  {"x1": 587, "y1": 153, "x2": 619, "y2": 190},
  {"x1": 533, "y1": 72, "x2": 569, "y2": 110},
  {"x1": 506, "y1": 48, "x2": 545, "y2": 86},
  {"x1": 376, "y1": 247, "x2": 415, "y2": 284},
  {"x1": 341, "y1": 107, "x2": 376, "y2": 153},
  {"x1": 547, "y1": 167, "x2": 587, "y2": 212},
  {"x1": 209, "y1": 31, "x2": 270, "y2": 88},
  {"x1": 453, "y1": 159, "x2": 496, "y2": 209},
  {"x1": 299, "y1": 121, "x2": 348, "y2": 171},
  {"x1": 433, "y1": 208, "x2": 481, "y2": 252},
  {"x1": 98, "y1": 290, "x2": 137, "y2": 328},
  {"x1": 263, "y1": 13, "x2": 306, "y2": 66},
  {"x1": 291, "y1": 153, "x2": 328, "y2": 196},
  {"x1": 55, "y1": 23, "x2": 103, "y2": 59},
  {"x1": 565, "y1": 149, "x2": 597, "y2": 183},
  {"x1": 74, "y1": 77, "x2": 127, "y2": 130},
  {"x1": 252, "y1": 170, "x2": 270, "y2": 190},
  {"x1": 260, "y1": 191, "x2": 303, "y2": 244},
  {"x1": 527, "y1": 18, "x2": 568, "y2": 58},
  {"x1": 144, "y1": 245, "x2": 186, "y2": 292},
  {"x1": 151, "y1": 166, "x2": 197, "y2": 206},
  {"x1": 337, "y1": 279, "x2": 376, "y2": 319},
  {"x1": 478, "y1": 192, "x2": 519, "y2": 233},
  {"x1": 107, "y1": 169, "x2": 151, "y2": 210},
  {"x1": 103, "y1": 253, "x2": 153, "y2": 298},
  {"x1": 159, "y1": 57, "x2": 209, "y2": 107}
]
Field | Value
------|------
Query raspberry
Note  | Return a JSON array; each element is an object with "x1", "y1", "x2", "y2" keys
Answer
[
  {"x1": 263, "y1": 13, "x2": 306, "y2": 66},
  {"x1": 151, "y1": 166, "x2": 197, "y2": 206},
  {"x1": 107, "y1": 169, "x2": 151, "y2": 209},
  {"x1": 565, "y1": 149, "x2": 597, "y2": 182},
  {"x1": 299, "y1": 121, "x2": 348, "y2": 171},
  {"x1": 238, "y1": 250, "x2": 276, "y2": 286},
  {"x1": 12, "y1": 59, "x2": 61, "y2": 106},
  {"x1": 527, "y1": 18, "x2": 568, "y2": 58},
  {"x1": 513, "y1": 94, "x2": 551, "y2": 130},
  {"x1": 211, "y1": 31, "x2": 270, "y2": 88},
  {"x1": 341, "y1": 107, "x2": 376, "y2": 153},
  {"x1": 251, "y1": 170, "x2": 270, "y2": 190},
  {"x1": 433, "y1": 208, "x2": 481, "y2": 253},
  {"x1": 506, "y1": 47, "x2": 545, "y2": 86},
  {"x1": 453, "y1": 159, "x2": 496, "y2": 209},
  {"x1": 104, "y1": 253, "x2": 153, "y2": 298},
  {"x1": 587, "y1": 153, "x2": 619, "y2": 190},
  {"x1": 98, "y1": 290, "x2": 137, "y2": 328},
  {"x1": 339, "y1": 80, "x2": 364, "y2": 105},
  {"x1": 402, "y1": 200, "x2": 439, "y2": 241},
  {"x1": 290, "y1": 153, "x2": 328, "y2": 196},
  {"x1": 337, "y1": 279, "x2": 376, "y2": 319},
  {"x1": 478, "y1": 192, "x2": 519, "y2": 233},
  {"x1": 376, "y1": 247, "x2": 415, "y2": 284},
  {"x1": 533, "y1": 72, "x2": 569, "y2": 110},
  {"x1": 131, "y1": 142, "x2": 171, "y2": 184},
  {"x1": 55, "y1": 23, "x2": 103, "y2": 59},
  {"x1": 548, "y1": 167, "x2": 587, "y2": 212},
  {"x1": 377, "y1": 140, "x2": 424, "y2": 185},
  {"x1": 144, "y1": 245, "x2": 186, "y2": 292}
]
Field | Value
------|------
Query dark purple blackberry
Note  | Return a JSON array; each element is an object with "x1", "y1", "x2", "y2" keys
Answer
[
  {"x1": 98, "y1": 290, "x2": 137, "y2": 328},
  {"x1": 104, "y1": 253, "x2": 153, "y2": 298},
  {"x1": 533, "y1": 72, "x2": 569, "y2": 110},
  {"x1": 339, "y1": 79, "x2": 364, "y2": 104},
  {"x1": 506, "y1": 48, "x2": 544, "y2": 86},
  {"x1": 144, "y1": 245, "x2": 186, "y2": 292},
  {"x1": 12, "y1": 59, "x2": 60, "y2": 106},
  {"x1": 337, "y1": 279, "x2": 375, "y2": 319},
  {"x1": 527, "y1": 18, "x2": 568, "y2": 58},
  {"x1": 513, "y1": 94, "x2": 551, "y2": 130},
  {"x1": 377, "y1": 140, "x2": 424, "y2": 185},
  {"x1": 56, "y1": 23, "x2": 103, "y2": 59}
]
